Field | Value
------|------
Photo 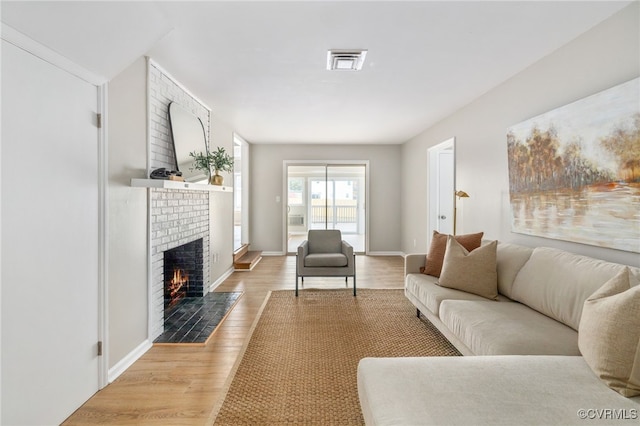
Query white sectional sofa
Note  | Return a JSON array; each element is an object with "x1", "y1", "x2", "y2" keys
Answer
[{"x1": 358, "y1": 241, "x2": 640, "y2": 425}]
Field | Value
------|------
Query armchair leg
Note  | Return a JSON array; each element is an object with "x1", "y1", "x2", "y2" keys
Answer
[
  {"x1": 295, "y1": 275, "x2": 299, "y2": 297},
  {"x1": 353, "y1": 253, "x2": 357, "y2": 296},
  {"x1": 353, "y1": 274, "x2": 356, "y2": 297}
]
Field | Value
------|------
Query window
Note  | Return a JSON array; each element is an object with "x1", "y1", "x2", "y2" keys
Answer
[{"x1": 288, "y1": 177, "x2": 304, "y2": 206}]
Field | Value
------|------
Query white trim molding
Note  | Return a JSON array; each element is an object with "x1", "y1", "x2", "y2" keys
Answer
[
  {"x1": 208, "y1": 267, "x2": 235, "y2": 292},
  {"x1": 107, "y1": 340, "x2": 153, "y2": 383},
  {"x1": 1, "y1": 23, "x2": 107, "y2": 85},
  {"x1": 262, "y1": 251, "x2": 286, "y2": 256},
  {"x1": 97, "y1": 83, "x2": 109, "y2": 389},
  {"x1": 367, "y1": 251, "x2": 404, "y2": 257}
]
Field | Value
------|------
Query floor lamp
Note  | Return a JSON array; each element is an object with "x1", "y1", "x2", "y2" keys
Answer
[{"x1": 453, "y1": 190, "x2": 469, "y2": 235}]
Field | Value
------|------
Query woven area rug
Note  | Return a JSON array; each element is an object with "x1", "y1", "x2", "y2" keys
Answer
[{"x1": 211, "y1": 289, "x2": 461, "y2": 425}]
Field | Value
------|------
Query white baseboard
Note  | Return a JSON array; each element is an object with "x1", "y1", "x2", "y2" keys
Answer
[
  {"x1": 108, "y1": 267, "x2": 234, "y2": 382},
  {"x1": 262, "y1": 251, "x2": 285, "y2": 256},
  {"x1": 366, "y1": 251, "x2": 404, "y2": 256},
  {"x1": 208, "y1": 266, "x2": 235, "y2": 291},
  {"x1": 108, "y1": 339, "x2": 152, "y2": 383}
]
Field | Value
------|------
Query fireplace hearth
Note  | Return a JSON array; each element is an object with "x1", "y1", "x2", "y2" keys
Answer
[{"x1": 163, "y1": 238, "x2": 204, "y2": 309}]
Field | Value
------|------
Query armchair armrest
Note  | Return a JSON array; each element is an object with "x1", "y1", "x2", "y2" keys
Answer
[
  {"x1": 341, "y1": 240, "x2": 354, "y2": 268},
  {"x1": 341, "y1": 240, "x2": 353, "y2": 256},
  {"x1": 297, "y1": 240, "x2": 309, "y2": 257},
  {"x1": 404, "y1": 253, "x2": 427, "y2": 276},
  {"x1": 297, "y1": 240, "x2": 309, "y2": 272}
]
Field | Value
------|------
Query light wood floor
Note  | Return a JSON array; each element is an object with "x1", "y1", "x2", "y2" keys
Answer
[{"x1": 63, "y1": 255, "x2": 405, "y2": 425}]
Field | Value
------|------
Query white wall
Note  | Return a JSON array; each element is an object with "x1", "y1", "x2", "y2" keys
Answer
[
  {"x1": 401, "y1": 3, "x2": 639, "y2": 266},
  {"x1": 107, "y1": 57, "x2": 148, "y2": 367},
  {"x1": 106, "y1": 57, "x2": 237, "y2": 368},
  {"x1": 250, "y1": 144, "x2": 402, "y2": 254},
  {"x1": 209, "y1": 115, "x2": 235, "y2": 282}
]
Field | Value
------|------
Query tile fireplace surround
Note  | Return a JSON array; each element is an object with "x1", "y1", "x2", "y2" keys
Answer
[
  {"x1": 163, "y1": 238, "x2": 204, "y2": 309},
  {"x1": 150, "y1": 189, "x2": 210, "y2": 340}
]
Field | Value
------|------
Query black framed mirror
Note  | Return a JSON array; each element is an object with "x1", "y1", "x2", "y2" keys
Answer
[{"x1": 168, "y1": 102, "x2": 208, "y2": 182}]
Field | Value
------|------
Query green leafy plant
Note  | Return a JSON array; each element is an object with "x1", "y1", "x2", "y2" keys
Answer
[
  {"x1": 189, "y1": 147, "x2": 234, "y2": 175},
  {"x1": 210, "y1": 146, "x2": 234, "y2": 174}
]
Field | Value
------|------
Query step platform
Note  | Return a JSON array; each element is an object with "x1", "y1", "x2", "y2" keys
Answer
[{"x1": 234, "y1": 244, "x2": 262, "y2": 271}]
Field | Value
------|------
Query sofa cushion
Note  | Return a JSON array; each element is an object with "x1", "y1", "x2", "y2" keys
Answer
[
  {"x1": 423, "y1": 230, "x2": 483, "y2": 277},
  {"x1": 579, "y1": 267, "x2": 640, "y2": 397},
  {"x1": 438, "y1": 237, "x2": 498, "y2": 300},
  {"x1": 496, "y1": 242, "x2": 533, "y2": 298},
  {"x1": 439, "y1": 299, "x2": 580, "y2": 355},
  {"x1": 510, "y1": 247, "x2": 628, "y2": 331},
  {"x1": 358, "y1": 356, "x2": 640, "y2": 426},
  {"x1": 304, "y1": 253, "x2": 348, "y2": 267},
  {"x1": 405, "y1": 274, "x2": 498, "y2": 316}
]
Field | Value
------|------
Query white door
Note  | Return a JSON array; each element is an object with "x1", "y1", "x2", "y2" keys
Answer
[
  {"x1": 428, "y1": 139, "x2": 455, "y2": 245},
  {"x1": 1, "y1": 41, "x2": 100, "y2": 425},
  {"x1": 437, "y1": 151, "x2": 455, "y2": 234}
]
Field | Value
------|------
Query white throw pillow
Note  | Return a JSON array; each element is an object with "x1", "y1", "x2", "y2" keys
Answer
[
  {"x1": 438, "y1": 236, "x2": 498, "y2": 300},
  {"x1": 579, "y1": 267, "x2": 640, "y2": 397}
]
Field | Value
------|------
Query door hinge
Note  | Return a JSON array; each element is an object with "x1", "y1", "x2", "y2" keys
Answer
[
  {"x1": 97, "y1": 113, "x2": 102, "y2": 129},
  {"x1": 97, "y1": 341, "x2": 103, "y2": 356}
]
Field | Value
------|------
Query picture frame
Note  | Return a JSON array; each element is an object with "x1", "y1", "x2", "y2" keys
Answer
[{"x1": 507, "y1": 77, "x2": 639, "y2": 253}]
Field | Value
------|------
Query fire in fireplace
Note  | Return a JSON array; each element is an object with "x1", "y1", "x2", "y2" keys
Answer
[
  {"x1": 166, "y1": 268, "x2": 189, "y2": 308},
  {"x1": 163, "y1": 238, "x2": 204, "y2": 309}
]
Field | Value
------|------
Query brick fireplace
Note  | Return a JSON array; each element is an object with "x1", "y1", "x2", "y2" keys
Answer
[
  {"x1": 150, "y1": 189, "x2": 210, "y2": 340},
  {"x1": 147, "y1": 60, "x2": 213, "y2": 341}
]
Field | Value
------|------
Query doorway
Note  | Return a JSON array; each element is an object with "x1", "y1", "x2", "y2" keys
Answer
[
  {"x1": 427, "y1": 138, "x2": 455, "y2": 246},
  {"x1": 233, "y1": 134, "x2": 249, "y2": 252},
  {"x1": 285, "y1": 162, "x2": 367, "y2": 254}
]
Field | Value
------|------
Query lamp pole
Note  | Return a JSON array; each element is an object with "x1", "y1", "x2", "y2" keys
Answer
[{"x1": 453, "y1": 190, "x2": 469, "y2": 235}]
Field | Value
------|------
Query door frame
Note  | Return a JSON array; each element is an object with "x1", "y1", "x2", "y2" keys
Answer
[
  {"x1": 427, "y1": 138, "x2": 456, "y2": 247},
  {"x1": 282, "y1": 160, "x2": 370, "y2": 254},
  {"x1": 233, "y1": 133, "x2": 250, "y2": 251},
  {"x1": 97, "y1": 83, "x2": 109, "y2": 389}
]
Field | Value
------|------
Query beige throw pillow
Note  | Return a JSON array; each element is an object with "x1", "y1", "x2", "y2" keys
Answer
[
  {"x1": 578, "y1": 267, "x2": 640, "y2": 397},
  {"x1": 437, "y1": 236, "x2": 498, "y2": 300},
  {"x1": 423, "y1": 231, "x2": 484, "y2": 277}
]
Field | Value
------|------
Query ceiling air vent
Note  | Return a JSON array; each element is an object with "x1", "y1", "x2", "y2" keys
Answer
[{"x1": 327, "y1": 49, "x2": 368, "y2": 71}]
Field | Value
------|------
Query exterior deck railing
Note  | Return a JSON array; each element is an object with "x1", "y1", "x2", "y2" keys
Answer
[{"x1": 311, "y1": 205, "x2": 357, "y2": 224}]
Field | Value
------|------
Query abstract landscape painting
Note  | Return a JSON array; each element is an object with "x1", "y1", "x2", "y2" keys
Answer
[{"x1": 507, "y1": 77, "x2": 639, "y2": 253}]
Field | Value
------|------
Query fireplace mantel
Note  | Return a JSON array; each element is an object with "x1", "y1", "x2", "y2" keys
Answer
[{"x1": 131, "y1": 178, "x2": 232, "y2": 192}]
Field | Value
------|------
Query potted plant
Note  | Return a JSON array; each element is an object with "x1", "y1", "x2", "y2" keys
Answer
[{"x1": 189, "y1": 146, "x2": 234, "y2": 185}]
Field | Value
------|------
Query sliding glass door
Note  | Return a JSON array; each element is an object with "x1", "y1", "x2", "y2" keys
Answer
[{"x1": 286, "y1": 163, "x2": 366, "y2": 253}]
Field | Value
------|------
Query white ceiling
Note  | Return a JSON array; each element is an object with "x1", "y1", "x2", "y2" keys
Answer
[{"x1": 1, "y1": 1, "x2": 632, "y2": 144}]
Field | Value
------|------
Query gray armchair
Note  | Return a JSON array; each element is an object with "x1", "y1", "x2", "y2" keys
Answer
[{"x1": 296, "y1": 230, "x2": 356, "y2": 296}]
